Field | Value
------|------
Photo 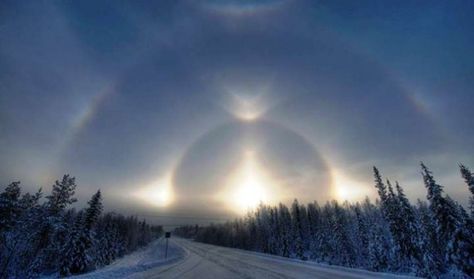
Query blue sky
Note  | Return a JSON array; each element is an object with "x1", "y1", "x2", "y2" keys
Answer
[{"x1": 1, "y1": 0, "x2": 473, "y2": 218}]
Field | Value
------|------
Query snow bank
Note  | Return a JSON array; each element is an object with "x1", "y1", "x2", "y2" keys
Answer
[{"x1": 68, "y1": 238, "x2": 185, "y2": 279}]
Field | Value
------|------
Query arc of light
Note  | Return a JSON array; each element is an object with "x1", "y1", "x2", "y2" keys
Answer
[
  {"x1": 201, "y1": 0, "x2": 289, "y2": 17},
  {"x1": 57, "y1": 83, "x2": 117, "y2": 158}
]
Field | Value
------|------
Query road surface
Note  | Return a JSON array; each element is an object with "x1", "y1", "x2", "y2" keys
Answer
[{"x1": 126, "y1": 238, "x2": 417, "y2": 279}]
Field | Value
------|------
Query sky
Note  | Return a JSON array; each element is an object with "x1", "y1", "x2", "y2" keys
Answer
[{"x1": 1, "y1": 0, "x2": 473, "y2": 223}]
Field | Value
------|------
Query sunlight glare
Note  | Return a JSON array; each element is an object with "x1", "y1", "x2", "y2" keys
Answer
[
  {"x1": 332, "y1": 170, "x2": 369, "y2": 202},
  {"x1": 227, "y1": 150, "x2": 273, "y2": 212},
  {"x1": 231, "y1": 93, "x2": 266, "y2": 121},
  {"x1": 134, "y1": 174, "x2": 174, "y2": 207}
]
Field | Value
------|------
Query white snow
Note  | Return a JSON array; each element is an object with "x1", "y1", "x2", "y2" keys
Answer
[
  {"x1": 62, "y1": 237, "x2": 420, "y2": 279},
  {"x1": 68, "y1": 237, "x2": 185, "y2": 279}
]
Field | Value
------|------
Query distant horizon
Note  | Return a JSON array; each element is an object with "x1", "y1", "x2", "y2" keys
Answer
[{"x1": 6, "y1": 162, "x2": 471, "y2": 227}]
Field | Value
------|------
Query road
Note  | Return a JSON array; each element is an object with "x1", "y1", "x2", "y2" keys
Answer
[{"x1": 129, "y1": 238, "x2": 417, "y2": 279}]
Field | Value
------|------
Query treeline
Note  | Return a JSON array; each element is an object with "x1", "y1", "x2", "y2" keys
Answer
[
  {"x1": 175, "y1": 163, "x2": 474, "y2": 278},
  {"x1": 0, "y1": 175, "x2": 163, "y2": 278}
]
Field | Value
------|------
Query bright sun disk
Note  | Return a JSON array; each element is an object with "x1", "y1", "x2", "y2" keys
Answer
[
  {"x1": 228, "y1": 150, "x2": 272, "y2": 212},
  {"x1": 133, "y1": 174, "x2": 174, "y2": 207},
  {"x1": 332, "y1": 170, "x2": 369, "y2": 201}
]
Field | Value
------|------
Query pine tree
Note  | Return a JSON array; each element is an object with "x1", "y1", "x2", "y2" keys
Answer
[
  {"x1": 448, "y1": 205, "x2": 474, "y2": 276},
  {"x1": 394, "y1": 182, "x2": 422, "y2": 272},
  {"x1": 84, "y1": 190, "x2": 103, "y2": 231},
  {"x1": 28, "y1": 175, "x2": 79, "y2": 275},
  {"x1": 319, "y1": 203, "x2": 334, "y2": 263},
  {"x1": 60, "y1": 190, "x2": 103, "y2": 275},
  {"x1": 459, "y1": 164, "x2": 474, "y2": 217},
  {"x1": 415, "y1": 200, "x2": 443, "y2": 277},
  {"x1": 291, "y1": 199, "x2": 305, "y2": 259},
  {"x1": 353, "y1": 203, "x2": 369, "y2": 268},
  {"x1": 277, "y1": 203, "x2": 291, "y2": 258},
  {"x1": 365, "y1": 199, "x2": 391, "y2": 272},
  {"x1": 0, "y1": 181, "x2": 22, "y2": 232},
  {"x1": 307, "y1": 202, "x2": 322, "y2": 260},
  {"x1": 421, "y1": 163, "x2": 460, "y2": 266},
  {"x1": 46, "y1": 175, "x2": 78, "y2": 215},
  {"x1": 19, "y1": 188, "x2": 42, "y2": 211},
  {"x1": 384, "y1": 180, "x2": 403, "y2": 265},
  {"x1": 268, "y1": 207, "x2": 280, "y2": 255},
  {"x1": 331, "y1": 201, "x2": 355, "y2": 266},
  {"x1": 60, "y1": 212, "x2": 90, "y2": 275},
  {"x1": 373, "y1": 167, "x2": 389, "y2": 212}
]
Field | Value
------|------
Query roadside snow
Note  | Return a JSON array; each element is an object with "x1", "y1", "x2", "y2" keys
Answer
[{"x1": 69, "y1": 238, "x2": 185, "y2": 279}]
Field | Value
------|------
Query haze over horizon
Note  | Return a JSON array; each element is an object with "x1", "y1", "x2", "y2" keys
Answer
[{"x1": 1, "y1": 0, "x2": 473, "y2": 222}]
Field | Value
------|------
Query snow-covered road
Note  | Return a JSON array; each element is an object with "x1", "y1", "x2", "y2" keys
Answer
[{"x1": 122, "y1": 238, "x2": 417, "y2": 279}]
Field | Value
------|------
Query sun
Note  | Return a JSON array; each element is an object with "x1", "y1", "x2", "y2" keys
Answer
[
  {"x1": 133, "y1": 174, "x2": 174, "y2": 207},
  {"x1": 227, "y1": 150, "x2": 272, "y2": 212},
  {"x1": 331, "y1": 170, "x2": 370, "y2": 202}
]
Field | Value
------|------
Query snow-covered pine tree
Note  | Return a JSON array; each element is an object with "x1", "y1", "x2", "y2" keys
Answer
[
  {"x1": 306, "y1": 201, "x2": 322, "y2": 260},
  {"x1": 28, "y1": 175, "x2": 80, "y2": 275},
  {"x1": 415, "y1": 200, "x2": 444, "y2": 277},
  {"x1": 60, "y1": 190, "x2": 103, "y2": 275},
  {"x1": 394, "y1": 182, "x2": 423, "y2": 273},
  {"x1": 268, "y1": 206, "x2": 280, "y2": 255},
  {"x1": 290, "y1": 199, "x2": 305, "y2": 259},
  {"x1": 459, "y1": 164, "x2": 474, "y2": 218},
  {"x1": 255, "y1": 204, "x2": 271, "y2": 253},
  {"x1": 421, "y1": 163, "x2": 460, "y2": 267},
  {"x1": 138, "y1": 219, "x2": 150, "y2": 247},
  {"x1": 0, "y1": 181, "x2": 21, "y2": 233},
  {"x1": 18, "y1": 189, "x2": 49, "y2": 278},
  {"x1": 0, "y1": 182, "x2": 22, "y2": 278},
  {"x1": 373, "y1": 167, "x2": 389, "y2": 213},
  {"x1": 298, "y1": 203, "x2": 310, "y2": 255},
  {"x1": 277, "y1": 203, "x2": 291, "y2": 258},
  {"x1": 318, "y1": 202, "x2": 334, "y2": 263},
  {"x1": 19, "y1": 188, "x2": 42, "y2": 211},
  {"x1": 46, "y1": 175, "x2": 78, "y2": 215},
  {"x1": 365, "y1": 199, "x2": 392, "y2": 272},
  {"x1": 84, "y1": 190, "x2": 103, "y2": 231},
  {"x1": 353, "y1": 202, "x2": 370, "y2": 268},
  {"x1": 331, "y1": 201, "x2": 356, "y2": 267},
  {"x1": 60, "y1": 211, "x2": 88, "y2": 276},
  {"x1": 94, "y1": 216, "x2": 114, "y2": 266},
  {"x1": 385, "y1": 180, "x2": 404, "y2": 268},
  {"x1": 446, "y1": 199, "x2": 474, "y2": 276},
  {"x1": 372, "y1": 170, "x2": 400, "y2": 270},
  {"x1": 246, "y1": 214, "x2": 258, "y2": 251}
]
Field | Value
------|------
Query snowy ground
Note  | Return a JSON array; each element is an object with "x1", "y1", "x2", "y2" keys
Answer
[
  {"x1": 67, "y1": 237, "x2": 419, "y2": 279},
  {"x1": 69, "y1": 238, "x2": 185, "y2": 279}
]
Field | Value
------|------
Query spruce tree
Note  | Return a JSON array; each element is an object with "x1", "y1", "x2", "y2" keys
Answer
[
  {"x1": 421, "y1": 163, "x2": 460, "y2": 265},
  {"x1": 415, "y1": 200, "x2": 444, "y2": 277},
  {"x1": 291, "y1": 199, "x2": 305, "y2": 259},
  {"x1": 84, "y1": 190, "x2": 103, "y2": 231},
  {"x1": 331, "y1": 201, "x2": 355, "y2": 266},
  {"x1": 448, "y1": 205, "x2": 474, "y2": 276},
  {"x1": 60, "y1": 190, "x2": 103, "y2": 275},
  {"x1": 353, "y1": 203, "x2": 369, "y2": 268},
  {"x1": 60, "y1": 212, "x2": 89, "y2": 275},
  {"x1": 459, "y1": 164, "x2": 474, "y2": 217},
  {"x1": 0, "y1": 181, "x2": 21, "y2": 232},
  {"x1": 46, "y1": 175, "x2": 78, "y2": 215},
  {"x1": 277, "y1": 203, "x2": 291, "y2": 258},
  {"x1": 307, "y1": 202, "x2": 322, "y2": 260},
  {"x1": 373, "y1": 167, "x2": 389, "y2": 210},
  {"x1": 395, "y1": 182, "x2": 422, "y2": 271}
]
